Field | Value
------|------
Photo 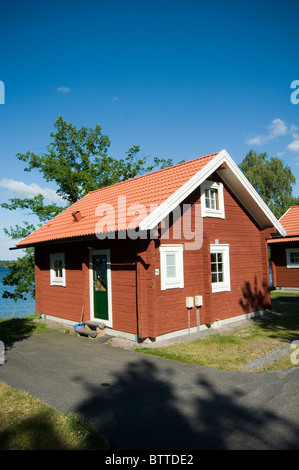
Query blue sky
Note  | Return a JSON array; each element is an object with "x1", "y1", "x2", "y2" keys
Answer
[{"x1": 1, "y1": 0, "x2": 299, "y2": 259}]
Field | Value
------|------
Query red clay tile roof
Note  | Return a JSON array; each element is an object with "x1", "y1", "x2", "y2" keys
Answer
[
  {"x1": 16, "y1": 152, "x2": 218, "y2": 247},
  {"x1": 279, "y1": 205, "x2": 299, "y2": 236},
  {"x1": 267, "y1": 205, "x2": 299, "y2": 243}
]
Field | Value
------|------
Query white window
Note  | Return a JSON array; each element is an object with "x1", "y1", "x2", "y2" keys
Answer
[
  {"x1": 50, "y1": 253, "x2": 66, "y2": 286},
  {"x1": 201, "y1": 181, "x2": 225, "y2": 218},
  {"x1": 286, "y1": 249, "x2": 299, "y2": 268},
  {"x1": 210, "y1": 244, "x2": 230, "y2": 292},
  {"x1": 160, "y1": 245, "x2": 184, "y2": 290}
]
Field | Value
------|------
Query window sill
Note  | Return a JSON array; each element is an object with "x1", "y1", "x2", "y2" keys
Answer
[
  {"x1": 212, "y1": 284, "x2": 231, "y2": 293},
  {"x1": 203, "y1": 210, "x2": 225, "y2": 219},
  {"x1": 50, "y1": 282, "x2": 66, "y2": 287}
]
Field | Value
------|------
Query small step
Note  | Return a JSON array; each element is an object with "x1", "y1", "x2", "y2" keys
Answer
[
  {"x1": 83, "y1": 320, "x2": 106, "y2": 331},
  {"x1": 74, "y1": 326, "x2": 98, "y2": 339}
]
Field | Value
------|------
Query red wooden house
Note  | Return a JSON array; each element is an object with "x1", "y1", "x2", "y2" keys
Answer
[
  {"x1": 268, "y1": 205, "x2": 299, "y2": 290},
  {"x1": 15, "y1": 150, "x2": 286, "y2": 342}
]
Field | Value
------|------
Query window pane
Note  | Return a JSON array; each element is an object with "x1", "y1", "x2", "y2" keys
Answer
[
  {"x1": 211, "y1": 253, "x2": 217, "y2": 263},
  {"x1": 54, "y1": 259, "x2": 63, "y2": 278},
  {"x1": 211, "y1": 251, "x2": 225, "y2": 284},
  {"x1": 205, "y1": 190, "x2": 210, "y2": 208},
  {"x1": 290, "y1": 252, "x2": 299, "y2": 263},
  {"x1": 210, "y1": 190, "x2": 216, "y2": 210},
  {"x1": 205, "y1": 188, "x2": 218, "y2": 210},
  {"x1": 211, "y1": 263, "x2": 217, "y2": 273},
  {"x1": 166, "y1": 253, "x2": 176, "y2": 278},
  {"x1": 167, "y1": 266, "x2": 176, "y2": 278}
]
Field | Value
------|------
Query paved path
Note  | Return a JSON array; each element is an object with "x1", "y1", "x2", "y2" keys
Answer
[{"x1": 1, "y1": 330, "x2": 299, "y2": 450}]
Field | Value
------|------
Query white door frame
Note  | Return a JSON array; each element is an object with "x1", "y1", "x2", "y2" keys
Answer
[{"x1": 89, "y1": 249, "x2": 113, "y2": 327}]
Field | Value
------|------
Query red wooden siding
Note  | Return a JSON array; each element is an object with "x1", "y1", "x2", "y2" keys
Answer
[
  {"x1": 110, "y1": 240, "x2": 138, "y2": 335},
  {"x1": 271, "y1": 241, "x2": 299, "y2": 288},
  {"x1": 35, "y1": 243, "x2": 89, "y2": 323},
  {"x1": 35, "y1": 239, "x2": 139, "y2": 335},
  {"x1": 145, "y1": 174, "x2": 271, "y2": 339},
  {"x1": 34, "y1": 172, "x2": 272, "y2": 340}
]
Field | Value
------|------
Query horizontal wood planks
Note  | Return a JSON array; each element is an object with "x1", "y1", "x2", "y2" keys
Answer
[
  {"x1": 34, "y1": 172, "x2": 273, "y2": 340},
  {"x1": 271, "y1": 241, "x2": 299, "y2": 288}
]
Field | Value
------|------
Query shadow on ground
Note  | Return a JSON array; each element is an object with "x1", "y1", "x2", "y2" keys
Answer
[{"x1": 73, "y1": 357, "x2": 299, "y2": 450}]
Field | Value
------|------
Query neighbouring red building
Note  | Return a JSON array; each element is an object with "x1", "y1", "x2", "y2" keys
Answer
[
  {"x1": 268, "y1": 205, "x2": 299, "y2": 290},
  {"x1": 14, "y1": 150, "x2": 286, "y2": 342}
]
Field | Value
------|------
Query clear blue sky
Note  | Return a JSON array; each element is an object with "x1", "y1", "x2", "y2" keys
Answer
[{"x1": 1, "y1": 0, "x2": 299, "y2": 259}]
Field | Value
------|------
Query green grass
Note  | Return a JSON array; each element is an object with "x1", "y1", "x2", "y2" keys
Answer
[
  {"x1": 0, "y1": 314, "x2": 49, "y2": 339},
  {"x1": 0, "y1": 315, "x2": 109, "y2": 450},
  {"x1": 0, "y1": 381, "x2": 109, "y2": 450},
  {"x1": 136, "y1": 292, "x2": 299, "y2": 372}
]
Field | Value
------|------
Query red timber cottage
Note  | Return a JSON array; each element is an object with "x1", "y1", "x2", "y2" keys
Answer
[
  {"x1": 15, "y1": 150, "x2": 286, "y2": 342},
  {"x1": 268, "y1": 205, "x2": 299, "y2": 290}
]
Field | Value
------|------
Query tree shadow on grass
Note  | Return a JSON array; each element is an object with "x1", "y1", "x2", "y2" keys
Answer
[
  {"x1": 239, "y1": 279, "x2": 299, "y2": 342},
  {"x1": 0, "y1": 317, "x2": 42, "y2": 351},
  {"x1": 256, "y1": 295, "x2": 299, "y2": 343},
  {"x1": 73, "y1": 357, "x2": 299, "y2": 450}
]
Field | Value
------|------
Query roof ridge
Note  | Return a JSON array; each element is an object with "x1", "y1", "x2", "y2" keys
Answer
[
  {"x1": 87, "y1": 152, "x2": 219, "y2": 195},
  {"x1": 280, "y1": 204, "x2": 299, "y2": 221}
]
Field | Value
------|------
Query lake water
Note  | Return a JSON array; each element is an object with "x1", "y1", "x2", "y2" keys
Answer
[{"x1": 0, "y1": 267, "x2": 36, "y2": 319}]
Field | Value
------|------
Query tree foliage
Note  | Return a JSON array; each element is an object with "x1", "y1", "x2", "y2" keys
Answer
[
  {"x1": 239, "y1": 150, "x2": 299, "y2": 219},
  {"x1": 1, "y1": 116, "x2": 173, "y2": 301},
  {"x1": 17, "y1": 116, "x2": 172, "y2": 204},
  {"x1": 1, "y1": 248, "x2": 35, "y2": 301}
]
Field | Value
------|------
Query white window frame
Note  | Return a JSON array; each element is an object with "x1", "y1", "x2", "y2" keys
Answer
[
  {"x1": 286, "y1": 248, "x2": 299, "y2": 268},
  {"x1": 210, "y1": 244, "x2": 230, "y2": 293},
  {"x1": 201, "y1": 181, "x2": 225, "y2": 218},
  {"x1": 160, "y1": 244, "x2": 184, "y2": 290},
  {"x1": 50, "y1": 253, "x2": 66, "y2": 287}
]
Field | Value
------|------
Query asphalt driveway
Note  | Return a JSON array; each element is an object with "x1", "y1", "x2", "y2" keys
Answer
[{"x1": 1, "y1": 330, "x2": 299, "y2": 450}]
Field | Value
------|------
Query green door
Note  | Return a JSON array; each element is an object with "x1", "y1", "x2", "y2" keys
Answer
[{"x1": 93, "y1": 254, "x2": 109, "y2": 320}]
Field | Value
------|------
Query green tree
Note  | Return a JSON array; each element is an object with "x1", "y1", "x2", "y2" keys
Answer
[
  {"x1": 1, "y1": 116, "x2": 173, "y2": 301},
  {"x1": 239, "y1": 150, "x2": 299, "y2": 219}
]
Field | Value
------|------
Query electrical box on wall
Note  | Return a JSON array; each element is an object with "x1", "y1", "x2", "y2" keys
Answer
[
  {"x1": 195, "y1": 295, "x2": 203, "y2": 307},
  {"x1": 186, "y1": 297, "x2": 194, "y2": 309}
]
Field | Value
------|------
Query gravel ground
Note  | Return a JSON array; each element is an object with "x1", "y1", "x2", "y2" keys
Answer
[{"x1": 244, "y1": 346, "x2": 291, "y2": 370}]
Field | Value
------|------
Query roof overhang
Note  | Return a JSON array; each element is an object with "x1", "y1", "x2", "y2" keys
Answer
[{"x1": 139, "y1": 149, "x2": 286, "y2": 236}]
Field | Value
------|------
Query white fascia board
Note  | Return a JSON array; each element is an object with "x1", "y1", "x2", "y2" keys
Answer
[
  {"x1": 218, "y1": 151, "x2": 286, "y2": 236},
  {"x1": 138, "y1": 149, "x2": 286, "y2": 236},
  {"x1": 139, "y1": 151, "x2": 225, "y2": 231}
]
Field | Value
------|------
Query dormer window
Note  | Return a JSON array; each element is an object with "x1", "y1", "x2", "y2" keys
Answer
[{"x1": 201, "y1": 181, "x2": 225, "y2": 218}]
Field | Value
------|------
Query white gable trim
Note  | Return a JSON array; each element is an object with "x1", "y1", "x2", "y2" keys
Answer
[
  {"x1": 139, "y1": 151, "x2": 225, "y2": 231},
  {"x1": 138, "y1": 149, "x2": 286, "y2": 236},
  {"x1": 218, "y1": 150, "x2": 286, "y2": 236}
]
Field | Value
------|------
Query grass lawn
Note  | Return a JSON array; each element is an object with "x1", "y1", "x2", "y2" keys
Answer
[
  {"x1": 0, "y1": 315, "x2": 49, "y2": 339},
  {"x1": 0, "y1": 314, "x2": 109, "y2": 450},
  {"x1": 136, "y1": 291, "x2": 299, "y2": 372},
  {"x1": 0, "y1": 381, "x2": 109, "y2": 450}
]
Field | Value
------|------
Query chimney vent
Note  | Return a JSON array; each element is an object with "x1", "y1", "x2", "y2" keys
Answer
[{"x1": 72, "y1": 210, "x2": 82, "y2": 222}]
